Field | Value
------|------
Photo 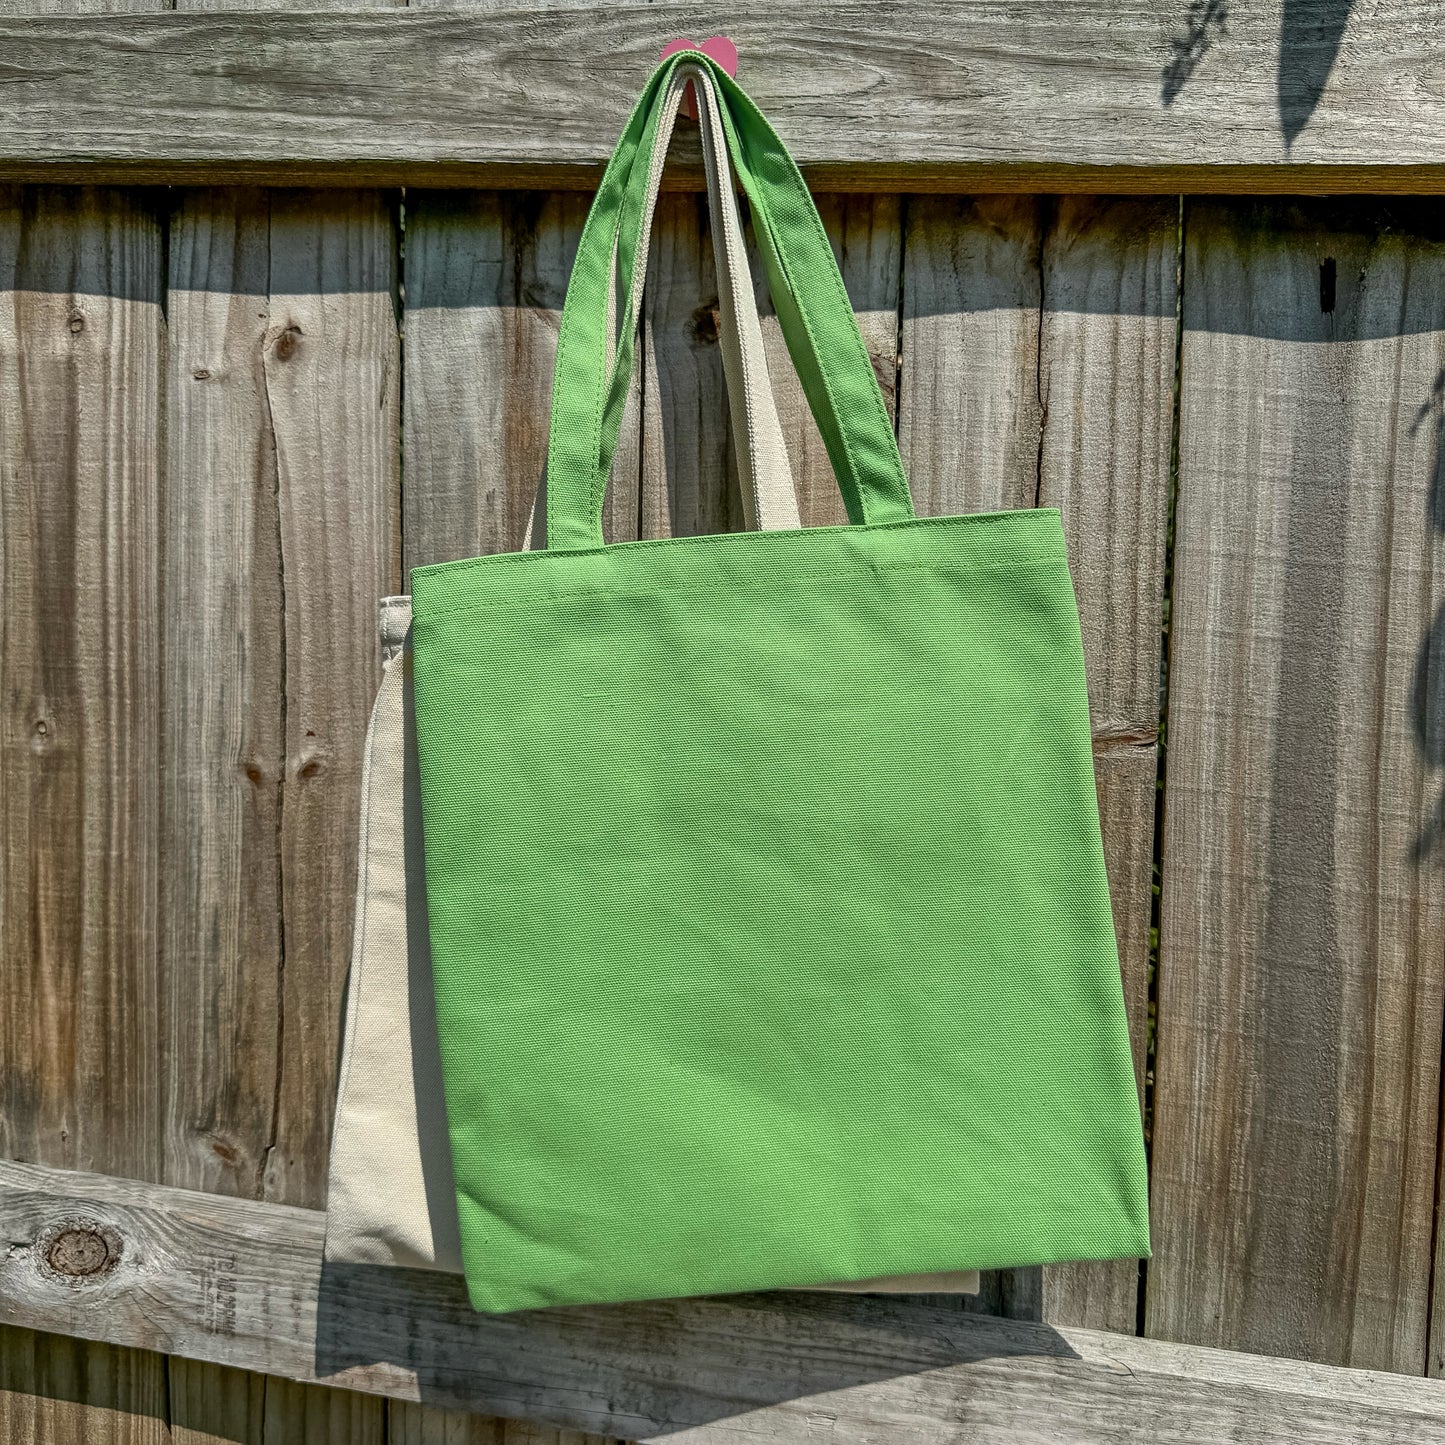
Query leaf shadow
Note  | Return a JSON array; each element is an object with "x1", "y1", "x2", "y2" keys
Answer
[
  {"x1": 1407, "y1": 368, "x2": 1445, "y2": 862},
  {"x1": 1161, "y1": 0, "x2": 1229, "y2": 106},
  {"x1": 1278, "y1": 0, "x2": 1355, "y2": 149}
]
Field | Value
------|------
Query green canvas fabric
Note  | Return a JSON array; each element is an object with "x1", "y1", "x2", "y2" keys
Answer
[{"x1": 409, "y1": 52, "x2": 1150, "y2": 1315}]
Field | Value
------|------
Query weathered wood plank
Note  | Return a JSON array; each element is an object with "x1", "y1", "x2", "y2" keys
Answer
[
  {"x1": 403, "y1": 190, "x2": 639, "y2": 568},
  {"x1": 898, "y1": 194, "x2": 1176, "y2": 1332},
  {"x1": 3, "y1": 3, "x2": 1445, "y2": 190},
  {"x1": 1033, "y1": 195, "x2": 1177, "y2": 1331},
  {"x1": 1149, "y1": 198, "x2": 1445, "y2": 1373},
  {"x1": 259, "y1": 190, "x2": 401, "y2": 1209},
  {"x1": 164, "y1": 179, "x2": 391, "y2": 1440},
  {"x1": 0, "y1": 1326, "x2": 167, "y2": 1445},
  {"x1": 640, "y1": 192, "x2": 739, "y2": 539},
  {"x1": 3, "y1": 19, "x2": 222, "y2": 1445},
  {"x1": 390, "y1": 1401, "x2": 619, "y2": 1445},
  {"x1": 899, "y1": 196, "x2": 1045, "y2": 516},
  {"x1": 261, "y1": 1375, "x2": 386, "y2": 1445},
  {"x1": 163, "y1": 22, "x2": 400, "y2": 1445},
  {"x1": 168, "y1": 1355, "x2": 266, "y2": 1443},
  {"x1": 0, "y1": 185, "x2": 165, "y2": 1181},
  {"x1": 161, "y1": 188, "x2": 284, "y2": 1202},
  {"x1": 171, "y1": 1351, "x2": 394, "y2": 1443},
  {"x1": 3, "y1": 1160, "x2": 1445, "y2": 1444}
]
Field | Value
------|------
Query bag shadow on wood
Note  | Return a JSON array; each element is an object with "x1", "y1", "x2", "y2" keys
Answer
[{"x1": 313, "y1": 1260, "x2": 1080, "y2": 1433}]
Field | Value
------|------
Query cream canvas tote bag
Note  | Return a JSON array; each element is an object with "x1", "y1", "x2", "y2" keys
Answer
[{"x1": 323, "y1": 63, "x2": 979, "y2": 1296}]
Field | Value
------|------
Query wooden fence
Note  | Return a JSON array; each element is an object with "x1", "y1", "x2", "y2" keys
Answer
[{"x1": 2, "y1": 2, "x2": 1445, "y2": 1440}]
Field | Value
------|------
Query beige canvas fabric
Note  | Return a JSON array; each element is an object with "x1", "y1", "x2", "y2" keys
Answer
[
  {"x1": 324, "y1": 65, "x2": 978, "y2": 1296},
  {"x1": 325, "y1": 599, "x2": 463, "y2": 1270}
]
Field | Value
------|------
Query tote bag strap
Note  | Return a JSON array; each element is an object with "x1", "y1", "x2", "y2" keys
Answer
[
  {"x1": 546, "y1": 51, "x2": 915, "y2": 551},
  {"x1": 606, "y1": 62, "x2": 801, "y2": 534}
]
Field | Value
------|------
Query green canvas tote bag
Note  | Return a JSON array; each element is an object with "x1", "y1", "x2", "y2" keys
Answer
[
  {"x1": 410, "y1": 52, "x2": 1151, "y2": 1314},
  {"x1": 324, "y1": 71, "x2": 979, "y2": 1295}
]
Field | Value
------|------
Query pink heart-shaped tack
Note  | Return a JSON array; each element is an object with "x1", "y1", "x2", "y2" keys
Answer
[{"x1": 659, "y1": 36, "x2": 738, "y2": 118}]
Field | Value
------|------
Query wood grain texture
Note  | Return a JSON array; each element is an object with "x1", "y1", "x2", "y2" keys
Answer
[
  {"x1": 163, "y1": 178, "x2": 390, "y2": 1437},
  {"x1": 0, "y1": 185, "x2": 165, "y2": 1181},
  {"x1": 1033, "y1": 194, "x2": 1177, "y2": 1331},
  {"x1": 168, "y1": 1355, "x2": 266, "y2": 1443},
  {"x1": 751, "y1": 194, "x2": 901, "y2": 529},
  {"x1": 5, "y1": 2, "x2": 1445, "y2": 190},
  {"x1": 4, "y1": 1161, "x2": 1445, "y2": 1444},
  {"x1": 0, "y1": 1326, "x2": 168, "y2": 1445},
  {"x1": 403, "y1": 190, "x2": 639, "y2": 569},
  {"x1": 259, "y1": 190, "x2": 400, "y2": 1209},
  {"x1": 161, "y1": 23, "x2": 399, "y2": 1445},
  {"x1": 4, "y1": 12, "x2": 230, "y2": 1445},
  {"x1": 259, "y1": 1375, "x2": 386, "y2": 1445},
  {"x1": 171, "y1": 1341, "x2": 395, "y2": 1443},
  {"x1": 640, "y1": 192, "x2": 739, "y2": 539},
  {"x1": 390, "y1": 1402, "x2": 618, "y2": 1445},
  {"x1": 899, "y1": 194, "x2": 1176, "y2": 1332},
  {"x1": 899, "y1": 196, "x2": 1045, "y2": 516},
  {"x1": 0, "y1": 1337, "x2": 396, "y2": 1445},
  {"x1": 162, "y1": 189, "x2": 284, "y2": 1203},
  {"x1": 1149, "y1": 198, "x2": 1445, "y2": 1374}
]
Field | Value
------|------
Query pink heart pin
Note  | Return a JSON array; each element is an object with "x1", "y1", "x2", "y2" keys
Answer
[{"x1": 659, "y1": 36, "x2": 739, "y2": 119}]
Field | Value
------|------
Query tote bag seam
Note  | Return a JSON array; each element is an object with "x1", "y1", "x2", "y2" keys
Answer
[
  {"x1": 414, "y1": 507, "x2": 1059, "y2": 589},
  {"x1": 414, "y1": 550, "x2": 1065, "y2": 625}
]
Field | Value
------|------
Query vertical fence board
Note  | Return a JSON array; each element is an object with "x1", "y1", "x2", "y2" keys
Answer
[
  {"x1": 259, "y1": 1376, "x2": 387, "y2": 1445},
  {"x1": 900, "y1": 194, "x2": 1175, "y2": 1331},
  {"x1": 640, "y1": 192, "x2": 740, "y2": 539},
  {"x1": 161, "y1": 13, "x2": 391, "y2": 1445},
  {"x1": 0, "y1": 185, "x2": 164, "y2": 1181},
  {"x1": 1036, "y1": 195, "x2": 1177, "y2": 1331},
  {"x1": 0, "y1": 1326, "x2": 167, "y2": 1445},
  {"x1": 0, "y1": 0, "x2": 185, "y2": 1438},
  {"x1": 163, "y1": 176, "x2": 396, "y2": 1436},
  {"x1": 899, "y1": 196, "x2": 1044, "y2": 516},
  {"x1": 258, "y1": 189, "x2": 400, "y2": 1210},
  {"x1": 162, "y1": 188, "x2": 284, "y2": 1201},
  {"x1": 403, "y1": 191, "x2": 638, "y2": 568},
  {"x1": 752, "y1": 194, "x2": 902, "y2": 528},
  {"x1": 1149, "y1": 198, "x2": 1445, "y2": 1373},
  {"x1": 176, "y1": 1349, "x2": 408, "y2": 1444},
  {"x1": 169, "y1": 1356, "x2": 266, "y2": 1443},
  {"x1": 390, "y1": 1402, "x2": 619, "y2": 1445}
]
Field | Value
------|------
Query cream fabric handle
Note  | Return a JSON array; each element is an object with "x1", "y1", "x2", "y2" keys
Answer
[
  {"x1": 693, "y1": 66, "x2": 801, "y2": 532},
  {"x1": 607, "y1": 61, "x2": 801, "y2": 534}
]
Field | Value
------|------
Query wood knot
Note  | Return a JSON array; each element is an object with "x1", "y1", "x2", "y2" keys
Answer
[
  {"x1": 38, "y1": 1220, "x2": 122, "y2": 1281},
  {"x1": 66, "y1": 308, "x2": 84, "y2": 335},
  {"x1": 689, "y1": 301, "x2": 720, "y2": 347},
  {"x1": 30, "y1": 708, "x2": 57, "y2": 755},
  {"x1": 289, "y1": 733, "x2": 330, "y2": 783},
  {"x1": 274, "y1": 326, "x2": 302, "y2": 362},
  {"x1": 192, "y1": 368, "x2": 212, "y2": 381}
]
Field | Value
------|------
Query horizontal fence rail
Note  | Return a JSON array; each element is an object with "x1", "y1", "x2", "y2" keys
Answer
[
  {"x1": 2, "y1": 2, "x2": 1445, "y2": 190},
  {"x1": 3, "y1": 1160, "x2": 1444, "y2": 1445}
]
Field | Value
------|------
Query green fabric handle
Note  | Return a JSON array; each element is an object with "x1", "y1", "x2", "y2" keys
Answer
[{"x1": 545, "y1": 52, "x2": 915, "y2": 550}]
